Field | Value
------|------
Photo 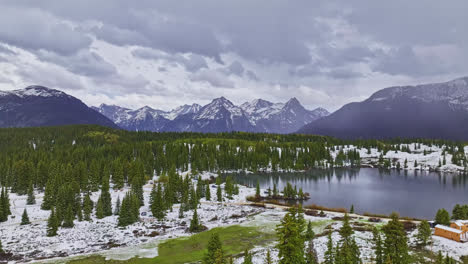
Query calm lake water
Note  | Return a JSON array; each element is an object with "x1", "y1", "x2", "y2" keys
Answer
[{"x1": 226, "y1": 168, "x2": 468, "y2": 219}]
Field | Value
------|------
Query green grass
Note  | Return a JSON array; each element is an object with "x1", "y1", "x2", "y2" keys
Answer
[{"x1": 65, "y1": 225, "x2": 276, "y2": 264}]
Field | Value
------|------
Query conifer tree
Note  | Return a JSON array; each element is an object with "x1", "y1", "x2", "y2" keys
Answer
[
  {"x1": 217, "y1": 184, "x2": 222, "y2": 202},
  {"x1": 47, "y1": 207, "x2": 59, "y2": 237},
  {"x1": 335, "y1": 213, "x2": 360, "y2": 264},
  {"x1": 324, "y1": 233, "x2": 335, "y2": 264},
  {"x1": 96, "y1": 197, "x2": 104, "y2": 219},
  {"x1": 114, "y1": 196, "x2": 121, "y2": 215},
  {"x1": 306, "y1": 240, "x2": 318, "y2": 264},
  {"x1": 373, "y1": 227, "x2": 383, "y2": 264},
  {"x1": 350, "y1": 204, "x2": 354, "y2": 214},
  {"x1": 305, "y1": 221, "x2": 315, "y2": 241},
  {"x1": 276, "y1": 206, "x2": 306, "y2": 264},
  {"x1": 265, "y1": 249, "x2": 272, "y2": 264},
  {"x1": 83, "y1": 193, "x2": 93, "y2": 221},
  {"x1": 0, "y1": 239, "x2": 3, "y2": 253},
  {"x1": 118, "y1": 192, "x2": 139, "y2": 226},
  {"x1": 151, "y1": 184, "x2": 165, "y2": 221},
  {"x1": 179, "y1": 203, "x2": 184, "y2": 219},
  {"x1": 203, "y1": 233, "x2": 224, "y2": 264},
  {"x1": 62, "y1": 205, "x2": 74, "y2": 228},
  {"x1": 435, "y1": 209, "x2": 450, "y2": 226},
  {"x1": 21, "y1": 208, "x2": 30, "y2": 225},
  {"x1": 255, "y1": 180, "x2": 261, "y2": 198},
  {"x1": 189, "y1": 209, "x2": 202, "y2": 232},
  {"x1": 205, "y1": 182, "x2": 211, "y2": 201},
  {"x1": 382, "y1": 213, "x2": 410, "y2": 264},
  {"x1": 416, "y1": 220, "x2": 432, "y2": 246},
  {"x1": 243, "y1": 249, "x2": 253, "y2": 264},
  {"x1": 26, "y1": 183, "x2": 36, "y2": 205}
]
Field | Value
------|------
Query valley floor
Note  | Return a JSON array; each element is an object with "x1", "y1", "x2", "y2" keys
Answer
[{"x1": 1, "y1": 169, "x2": 468, "y2": 264}]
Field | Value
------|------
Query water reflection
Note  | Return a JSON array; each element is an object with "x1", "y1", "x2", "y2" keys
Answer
[{"x1": 225, "y1": 168, "x2": 468, "y2": 219}]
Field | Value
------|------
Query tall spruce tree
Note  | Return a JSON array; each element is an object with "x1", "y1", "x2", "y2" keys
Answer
[
  {"x1": 276, "y1": 206, "x2": 306, "y2": 264},
  {"x1": 324, "y1": 233, "x2": 335, "y2": 264},
  {"x1": 47, "y1": 207, "x2": 59, "y2": 237},
  {"x1": 203, "y1": 233, "x2": 224, "y2": 264},
  {"x1": 26, "y1": 183, "x2": 36, "y2": 205},
  {"x1": 82, "y1": 193, "x2": 93, "y2": 221},
  {"x1": 151, "y1": 183, "x2": 165, "y2": 221},
  {"x1": 373, "y1": 227, "x2": 384, "y2": 264},
  {"x1": 335, "y1": 213, "x2": 361, "y2": 264},
  {"x1": 243, "y1": 249, "x2": 253, "y2": 264},
  {"x1": 21, "y1": 208, "x2": 30, "y2": 225},
  {"x1": 382, "y1": 213, "x2": 410, "y2": 264},
  {"x1": 62, "y1": 205, "x2": 74, "y2": 228},
  {"x1": 114, "y1": 196, "x2": 121, "y2": 215},
  {"x1": 416, "y1": 220, "x2": 432, "y2": 246}
]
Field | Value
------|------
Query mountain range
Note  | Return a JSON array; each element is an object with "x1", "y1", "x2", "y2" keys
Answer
[
  {"x1": 0, "y1": 85, "x2": 116, "y2": 128},
  {"x1": 2, "y1": 76, "x2": 468, "y2": 140},
  {"x1": 93, "y1": 97, "x2": 329, "y2": 133},
  {"x1": 299, "y1": 76, "x2": 468, "y2": 140}
]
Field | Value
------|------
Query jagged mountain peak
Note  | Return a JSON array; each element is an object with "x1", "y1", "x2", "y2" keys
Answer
[
  {"x1": 0, "y1": 85, "x2": 69, "y2": 98},
  {"x1": 0, "y1": 85, "x2": 117, "y2": 128}
]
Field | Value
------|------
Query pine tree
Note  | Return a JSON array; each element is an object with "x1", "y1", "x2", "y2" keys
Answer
[
  {"x1": 416, "y1": 220, "x2": 432, "y2": 246},
  {"x1": 62, "y1": 205, "x2": 74, "y2": 228},
  {"x1": 217, "y1": 184, "x2": 222, "y2": 202},
  {"x1": 306, "y1": 240, "x2": 318, "y2": 264},
  {"x1": 118, "y1": 192, "x2": 139, "y2": 226},
  {"x1": 21, "y1": 208, "x2": 30, "y2": 225},
  {"x1": 179, "y1": 203, "x2": 184, "y2": 219},
  {"x1": 305, "y1": 221, "x2": 315, "y2": 241},
  {"x1": 203, "y1": 233, "x2": 224, "y2": 264},
  {"x1": 189, "y1": 209, "x2": 202, "y2": 233},
  {"x1": 83, "y1": 193, "x2": 93, "y2": 221},
  {"x1": 243, "y1": 249, "x2": 253, "y2": 264},
  {"x1": 255, "y1": 180, "x2": 261, "y2": 198},
  {"x1": 335, "y1": 213, "x2": 360, "y2": 264},
  {"x1": 114, "y1": 196, "x2": 121, "y2": 215},
  {"x1": 350, "y1": 204, "x2": 354, "y2": 214},
  {"x1": 265, "y1": 249, "x2": 272, "y2": 264},
  {"x1": 26, "y1": 183, "x2": 36, "y2": 205},
  {"x1": 276, "y1": 207, "x2": 306, "y2": 264},
  {"x1": 151, "y1": 184, "x2": 165, "y2": 221},
  {"x1": 373, "y1": 227, "x2": 384, "y2": 264},
  {"x1": 205, "y1": 182, "x2": 211, "y2": 201},
  {"x1": 324, "y1": 233, "x2": 335, "y2": 264},
  {"x1": 96, "y1": 197, "x2": 104, "y2": 219},
  {"x1": 382, "y1": 213, "x2": 410, "y2": 264},
  {"x1": 0, "y1": 239, "x2": 3, "y2": 253},
  {"x1": 47, "y1": 207, "x2": 59, "y2": 237},
  {"x1": 435, "y1": 209, "x2": 450, "y2": 226}
]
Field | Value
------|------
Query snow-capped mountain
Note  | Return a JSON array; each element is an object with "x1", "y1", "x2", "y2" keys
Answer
[
  {"x1": 163, "y1": 97, "x2": 255, "y2": 133},
  {"x1": 0, "y1": 86, "x2": 117, "y2": 128},
  {"x1": 298, "y1": 76, "x2": 468, "y2": 140},
  {"x1": 92, "y1": 103, "x2": 201, "y2": 132},
  {"x1": 96, "y1": 97, "x2": 328, "y2": 134},
  {"x1": 240, "y1": 97, "x2": 329, "y2": 133}
]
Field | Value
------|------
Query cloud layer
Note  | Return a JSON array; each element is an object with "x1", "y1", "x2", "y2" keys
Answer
[{"x1": 0, "y1": 0, "x2": 466, "y2": 111}]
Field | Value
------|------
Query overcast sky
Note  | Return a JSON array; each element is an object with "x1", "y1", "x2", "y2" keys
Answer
[{"x1": 0, "y1": 0, "x2": 466, "y2": 111}]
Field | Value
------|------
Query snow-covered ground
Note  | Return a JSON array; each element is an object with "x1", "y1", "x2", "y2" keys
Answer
[
  {"x1": 331, "y1": 143, "x2": 467, "y2": 173},
  {"x1": 2, "y1": 168, "x2": 468, "y2": 263},
  {"x1": 0, "y1": 174, "x2": 262, "y2": 263}
]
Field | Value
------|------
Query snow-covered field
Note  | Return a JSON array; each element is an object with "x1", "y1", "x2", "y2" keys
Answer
[
  {"x1": 2, "y1": 166, "x2": 468, "y2": 263},
  {"x1": 0, "y1": 174, "x2": 262, "y2": 263},
  {"x1": 331, "y1": 143, "x2": 467, "y2": 173}
]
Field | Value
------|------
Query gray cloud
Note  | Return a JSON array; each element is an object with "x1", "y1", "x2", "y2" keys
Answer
[
  {"x1": 0, "y1": 0, "x2": 467, "y2": 111},
  {"x1": 0, "y1": 7, "x2": 91, "y2": 55},
  {"x1": 37, "y1": 50, "x2": 116, "y2": 77},
  {"x1": 190, "y1": 69, "x2": 235, "y2": 88},
  {"x1": 132, "y1": 48, "x2": 207, "y2": 72}
]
